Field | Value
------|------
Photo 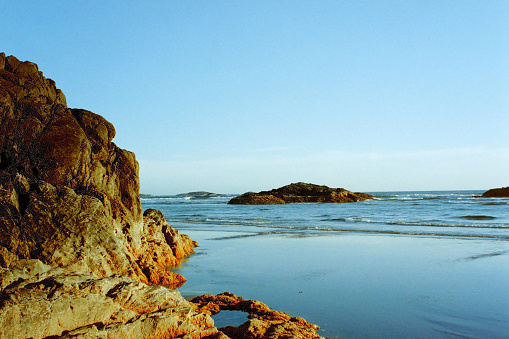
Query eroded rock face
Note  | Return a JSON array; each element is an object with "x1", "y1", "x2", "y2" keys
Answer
[
  {"x1": 229, "y1": 182, "x2": 373, "y2": 204},
  {"x1": 0, "y1": 260, "x2": 219, "y2": 339},
  {"x1": 191, "y1": 292, "x2": 331, "y2": 339},
  {"x1": 0, "y1": 53, "x2": 195, "y2": 287},
  {"x1": 482, "y1": 187, "x2": 509, "y2": 197},
  {"x1": 0, "y1": 54, "x2": 331, "y2": 339},
  {"x1": 139, "y1": 209, "x2": 198, "y2": 288}
]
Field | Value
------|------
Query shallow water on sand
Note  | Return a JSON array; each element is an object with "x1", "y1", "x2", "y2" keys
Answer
[
  {"x1": 142, "y1": 191, "x2": 509, "y2": 338},
  {"x1": 171, "y1": 230, "x2": 509, "y2": 338}
]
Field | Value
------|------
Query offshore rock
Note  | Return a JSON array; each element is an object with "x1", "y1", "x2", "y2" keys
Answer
[
  {"x1": 0, "y1": 53, "x2": 196, "y2": 286},
  {"x1": 229, "y1": 182, "x2": 373, "y2": 204},
  {"x1": 482, "y1": 187, "x2": 509, "y2": 198},
  {"x1": 191, "y1": 292, "x2": 331, "y2": 339},
  {"x1": 0, "y1": 260, "x2": 219, "y2": 339},
  {"x1": 228, "y1": 192, "x2": 286, "y2": 205}
]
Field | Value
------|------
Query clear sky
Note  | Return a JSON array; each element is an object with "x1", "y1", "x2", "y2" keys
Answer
[{"x1": 2, "y1": 1, "x2": 508, "y2": 194}]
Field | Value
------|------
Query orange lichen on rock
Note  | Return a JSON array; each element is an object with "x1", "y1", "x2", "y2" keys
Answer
[
  {"x1": 192, "y1": 292, "x2": 331, "y2": 339},
  {"x1": 0, "y1": 261, "x2": 219, "y2": 339},
  {"x1": 138, "y1": 209, "x2": 197, "y2": 288}
]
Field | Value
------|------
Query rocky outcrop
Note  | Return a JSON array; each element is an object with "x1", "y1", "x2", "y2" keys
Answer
[
  {"x1": 0, "y1": 53, "x2": 195, "y2": 288},
  {"x1": 482, "y1": 187, "x2": 509, "y2": 197},
  {"x1": 0, "y1": 260, "x2": 219, "y2": 339},
  {"x1": 0, "y1": 262, "x2": 328, "y2": 338},
  {"x1": 0, "y1": 54, "x2": 329, "y2": 339},
  {"x1": 138, "y1": 209, "x2": 197, "y2": 288},
  {"x1": 229, "y1": 182, "x2": 373, "y2": 204},
  {"x1": 191, "y1": 292, "x2": 330, "y2": 339}
]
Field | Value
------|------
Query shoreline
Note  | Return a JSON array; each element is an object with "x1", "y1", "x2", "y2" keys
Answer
[{"x1": 172, "y1": 225, "x2": 509, "y2": 338}]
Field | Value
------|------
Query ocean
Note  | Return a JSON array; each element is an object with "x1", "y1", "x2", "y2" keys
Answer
[{"x1": 141, "y1": 191, "x2": 509, "y2": 338}]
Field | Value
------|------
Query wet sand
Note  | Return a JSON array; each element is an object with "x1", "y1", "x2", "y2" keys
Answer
[{"x1": 172, "y1": 226, "x2": 509, "y2": 338}]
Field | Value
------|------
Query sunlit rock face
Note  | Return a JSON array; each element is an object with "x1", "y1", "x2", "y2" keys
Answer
[
  {"x1": 0, "y1": 53, "x2": 195, "y2": 287},
  {"x1": 0, "y1": 260, "x2": 218, "y2": 339},
  {"x1": 0, "y1": 54, "x2": 329, "y2": 339},
  {"x1": 191, "y1": 292, "x2": 329, "y2": 339}
]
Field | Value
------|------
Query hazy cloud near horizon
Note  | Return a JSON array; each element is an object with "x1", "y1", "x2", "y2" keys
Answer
[{"x1": 139, "y1": 146, "x2": 509, "y2": 194}]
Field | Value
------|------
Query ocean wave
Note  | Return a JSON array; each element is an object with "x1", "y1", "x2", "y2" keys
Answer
[
  {"x1": 222, "y1": 223, "x2": 509, "y2": 240},
  {"x1": 176, "y1": 192, "x2": 233, "y2": 199},
  {"x1": 145, "y1": 189, "x2": 508, "y2": 240},
  {"x1": 141, "y1": 195, "x2": 234, "y2": 204},
  {"x1": 188, "y1": 217, "x2": 275, "y2": 226},
  {"x1": 141, "y1": 197, "x2": 188, "y2": 204},
  {"x1": 168, "y1": 212, "x2": 508, "y2": 230},
  {"x1": 347, "y1": 217, "x2": 508, "y2": 229},
  {"x1": 374, "y1": 192, "x2": 482, "y2": 203},
  {"x1": 376, "y1": 196, "x2": 443, "y2": 201},
  {"x1": 168, "y1": 214, "x2": 509, "y2": 239}
]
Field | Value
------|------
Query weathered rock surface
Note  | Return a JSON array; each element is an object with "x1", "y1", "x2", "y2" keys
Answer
[
  {"x1": 139, "y1": 209, "x2": 197, "y2": 288},
  {"x1": 482, "y1": 187, "x2": 509, "y2": 197},
  {"x1": 0, "y1": 260, "x2": 219, "y2": 339},
  {"x1": 0, "y1": 53, "x2": 195, "y2": 288},
  {"x1": 229, "y1": 182, "x2": 373, "y2": 204},
  {"x1": 191, "y1": 292, "x2": 331, "y2": 339},
  {"x1": 0, "y1": 54, "x2": 330, "y2": 339}
]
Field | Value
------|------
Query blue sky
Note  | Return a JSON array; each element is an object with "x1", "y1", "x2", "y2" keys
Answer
[{"x1": 2, "y1": 1, "x2": 508, "y2": 194}]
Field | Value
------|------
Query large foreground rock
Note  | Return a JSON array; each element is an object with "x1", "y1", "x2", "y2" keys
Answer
[
  {"x1": 229, "y1": 182, "x2": 373, "y2": 204},
  {"x1": 482, "y1": 187, "x2": 509, "y2": 197},
  {"x1": 0, "y1": 54, "x2": 329, "y2": 339},
  {"x1": 0, "y1": 53, "x2": 195, "y2": 288},
  {"x1": 0, "y1": 260, "x2": 219, "y2": 339},
  {"x1": 0, "y1": 262, "x2": 329, "y2": 339}
]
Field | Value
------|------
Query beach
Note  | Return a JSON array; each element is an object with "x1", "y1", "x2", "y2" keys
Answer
[
  {"x1": 140, "y1": 190, "x2": 509, "y2": 338},
  {"x1": 172, "y1": 228, "x2": 509, "y2": 338}
]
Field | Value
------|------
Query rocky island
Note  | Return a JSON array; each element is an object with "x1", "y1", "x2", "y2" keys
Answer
[
  {"x1": 0, "y1": 54, "x2": 328, "y2": 338},
  {"x1": 482, "y1": 187, "x2": 509, "y2": 198},
  {"x1": 228, "y1": 182, "x2": 373, "y2": 204}
]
